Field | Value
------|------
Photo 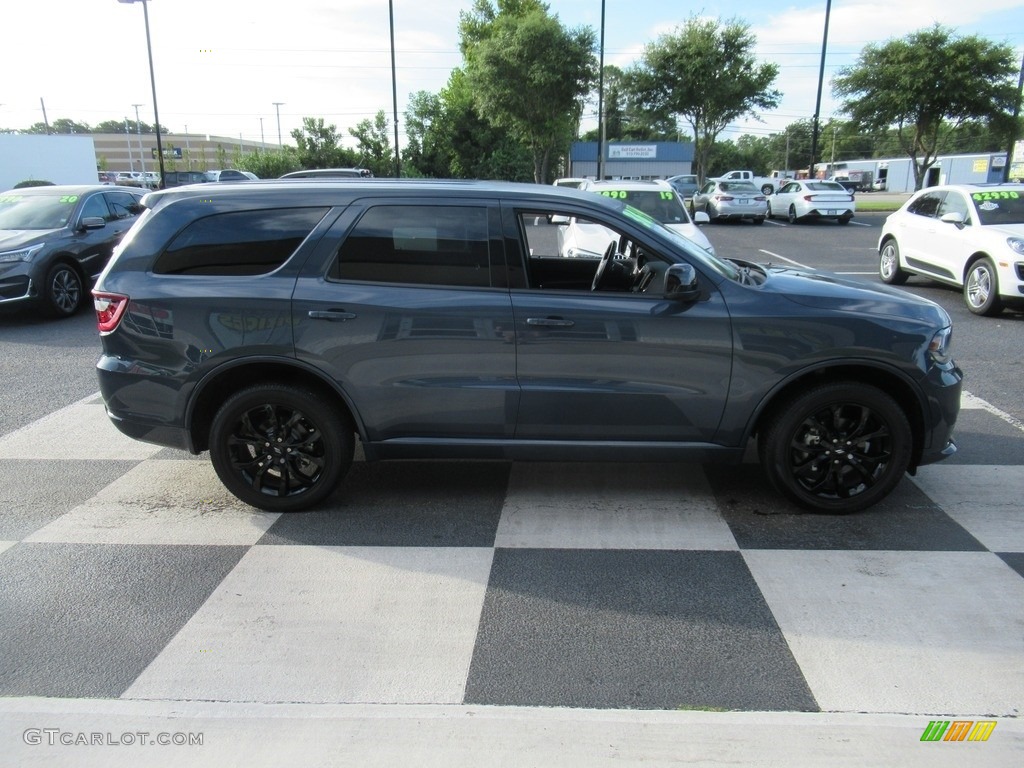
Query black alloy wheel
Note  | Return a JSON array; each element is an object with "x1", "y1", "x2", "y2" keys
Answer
[
  {"x1": 209, "y1": 384, "x2": 354, "y2": 512},
  {"x1": 44, "y1": 263, "x2": 83, "y2": 317},
  {"x1": 759, "y1": 382, "x2": 912, "y2": 513}
]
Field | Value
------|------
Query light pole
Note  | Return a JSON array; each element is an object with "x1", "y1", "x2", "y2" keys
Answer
[
  {"x1": 132, "y1": 103, "x2": 146, "y2": 176},
  {"x1": 273, "y1": 102, "x2": 285, "y2": 148},
  {"x1": 119, "y1": 0, "x2": 166, "y2": 186}
]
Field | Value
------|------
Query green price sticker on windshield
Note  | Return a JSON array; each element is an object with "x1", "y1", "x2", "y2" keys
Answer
[
  {"x1": 972, "y1": 191, "x2": 1019, "y2": 201},
  {"x1": 598, "y1": 190, "x2": 629, "y2": 199},
  {"x1": 58, "y1": 195, "x2": 80, "y2": 204}
]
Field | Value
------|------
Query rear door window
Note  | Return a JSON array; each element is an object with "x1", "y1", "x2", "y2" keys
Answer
[{"x1": 330, "y1": 204, "x2": 492, "y2": 288}]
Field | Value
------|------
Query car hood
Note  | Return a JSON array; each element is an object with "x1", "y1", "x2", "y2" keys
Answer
[
  {"x1": 766, "y1": 266, "x2": 950, "y2": 324},
  {"x1": 664, "y1": 222, "x2": 714, "y2": 251},
  {"x1": 982, "y1": 222, "x2": 1024, "y2": 238},
  {"x1": 0, "y1": 229, "x2": 63, "y2": 250}
]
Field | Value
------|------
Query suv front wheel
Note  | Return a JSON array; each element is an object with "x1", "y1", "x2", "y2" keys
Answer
[
  {"x1": 759, "y1": 382, "x2": 912, "y2": 513},
  {"x1": 209, "y1": 383, "x2": 354, "y2": 511}
]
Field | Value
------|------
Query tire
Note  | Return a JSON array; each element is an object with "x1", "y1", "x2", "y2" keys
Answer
[
  {"x1": 705, "y1": 202, "x2": 717, "y2": 222},
  {"x1": 209, "y1": 384, "x2": 354, "y2": 512},
  {"x1": 878, "y1": 240, "x2": 908, "y2": 285},
  {"x1": 766, "y1": 204, "x2": 774, "y2": 220},
  {"x1": 688, "y1": 200, "x2": 697, "y2": 217},
  {"x1": 964, "y1": 257, "x2": 1003, "y2": 316},
  {"x1": 753, "y1": 216, "x2": 765, "y2": 225},
  {"x1": 787, "y1": 205, "x2": 799, "y2": 224},
  {"x1": 761, "y1": 184, "x2": 774, "y2": 196},
  {"x1": 42, "y1": 262, "x2": 84, "y2": 317},
  {"x1": 758, "y1": 382, "x2": 912, "y2": 513},
  {"x1": 837, "y1": 215, "x2": 851, "y2": 225}
]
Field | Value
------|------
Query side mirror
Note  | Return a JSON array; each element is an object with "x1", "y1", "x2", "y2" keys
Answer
[
  {"x1": 692, "y1": 211, "x2": 710, "y2": 225},
  {"x1": 664, "y1": 263, "x2": 700, "y2": 302},
  {"x1": 939, "y1": 211, "x2": 966, "y2": 228},
  {"x1": 79, "y1": 217, "x2": 106, "y2": 231}
]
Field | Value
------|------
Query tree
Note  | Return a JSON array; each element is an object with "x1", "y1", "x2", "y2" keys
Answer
[
  {"x1": 461, "y1": 1, "x2": 597, "y2": 182},
  {"x1": 627, "y1": 17, "x2": 780, "y2": 182},
  {"x1": 290, "y1": 117, "x2": 358, "y2": 169},
  {"x1": 833, "y1": 25, "x2": 1018, "y2": 190},
  {"x1": 350, "y1": 110, "x2": 395, "y2": 177},
  {"x1": 235, "y1": 148, "x2": 301, "y2": 179}
]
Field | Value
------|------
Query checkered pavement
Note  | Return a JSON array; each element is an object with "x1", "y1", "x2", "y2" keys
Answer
[{"x1": 1, "y1": 390, "x2": 1022, "y2": 720}]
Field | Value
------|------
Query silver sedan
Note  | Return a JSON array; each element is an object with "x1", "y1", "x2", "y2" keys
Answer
[{"x1": 690, "y1": 180, "x2": 767, "y2": 224}]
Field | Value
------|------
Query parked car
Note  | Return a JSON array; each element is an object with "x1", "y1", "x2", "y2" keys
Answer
[
  {"x1": 666, "y1": 174, "x2": 700, "y2": 199},
  {"x1": 570, "y1": 179, "x2": 715, "y2": 254},
  {"x1": 691, "y1": 180, "x2": 767, "y2": 224},
  {"x1": 0, "y1": 184, "x2": 143, "y2": 317},
  {"x1": 115, "y1": 171, "x2": 143, "y2": 187},
  {"x1": 162, "y1": 170, "x2": 212, "y2": 188},
  {"x1": 92, "y1": 179, "x2": 960, "y2": 515},
  {"x1": 768, "y1": 180, "x2": 856, "y2": 225},
  {"x1": 872, "y1": 178, "x2": 888, "y2": 192},
  {"x1": 207, "y1": 169, "x2": 259, "y2": 182},
  {"x1": 552, "y1": 178, "x2": 588, "y2": 189},
  {"x1": 279, "y1": 168, "x2": 373, "y2": 179},
  {"x1": 878, "y1": 183, "x2": 1024, "y2": 316},
  {"x1": 97, "y1": 171, "x2": 119, "y2": 185}
]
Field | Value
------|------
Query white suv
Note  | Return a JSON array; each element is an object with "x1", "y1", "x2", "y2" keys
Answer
[
  {"x1": 564, "y1": 179, "x2": 715, "y2": 256},
  {"x1": 878, "y1": 183, "x2": 1024, "y2": 316}
]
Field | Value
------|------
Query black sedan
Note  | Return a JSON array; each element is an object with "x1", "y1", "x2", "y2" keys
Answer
[{"x1": 0, "y1": 185, "x2": 144, "y2": 317}]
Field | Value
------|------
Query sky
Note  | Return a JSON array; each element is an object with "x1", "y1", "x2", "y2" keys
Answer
[{"x1": 4, "y1": 0, "x2": 1023, "y2": 151}]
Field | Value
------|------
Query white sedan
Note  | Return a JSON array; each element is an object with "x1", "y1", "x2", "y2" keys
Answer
[
  {"x1": 878, "y1": 183, "x2": 1024, "y2": 316},
  {"x1": 768, "y1": 180, "x2": 856, "y2": 224}
]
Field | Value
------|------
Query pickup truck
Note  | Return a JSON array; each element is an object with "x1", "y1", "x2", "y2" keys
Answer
[
  {"x1": 710, "y1": 170, "x2": 778, "y2": 196},
  {"x1": 828, "y1": 177, "x2": 860, "y2": 194}
]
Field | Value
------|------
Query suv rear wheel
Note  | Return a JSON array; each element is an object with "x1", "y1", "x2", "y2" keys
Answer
[
  {"x1": 209, "y1": 384, "x2": 354, "y2": 511},
  {"x1": 759, "y1": 383, "x2": 912, "y2": 513}
]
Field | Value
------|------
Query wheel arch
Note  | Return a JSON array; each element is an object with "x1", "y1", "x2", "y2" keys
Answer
[
  {"x1": 961, "y1": 250, "x2": 994, "y2": 283},
  {"x1": 748, "y1": 363, "x2": 927, "y2": 469},
  {"x1": 186, "y1": 359, "x2": 363, "y2": 453}
]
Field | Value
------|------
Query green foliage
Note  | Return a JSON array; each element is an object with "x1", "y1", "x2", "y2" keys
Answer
[
  {"x1": 833, "y1": 25, "x2": 1018, "y2": 189},
  {"x1": 627, "y1": 17, "x2": 780, "y2": 182},
  {"x1": 462, "y1": 1, "x2": 597, "y2": 182},
  {"x1": 290, "y1": 117, "x2": 359, "y2": 170},
  {"x1": 234, "y1": 148, "x2": 300, "y2": 179},
  {"x1": 349, "y1": 110, "x2": 395, "y2": 177},
  {"x1": 13, "y1": 179, "x2": 55, "y2": 188}
]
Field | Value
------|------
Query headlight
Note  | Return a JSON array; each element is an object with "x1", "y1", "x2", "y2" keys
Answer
[
  {"x1": 928, "y1": 326, "x2": 952, "y2": 364},
  {"x1": 1007, "y1": 237, "x2": 1024, "y2": 256},
  {"x1": 0, "y1": 244, "x2": 44, "y2": 263}
]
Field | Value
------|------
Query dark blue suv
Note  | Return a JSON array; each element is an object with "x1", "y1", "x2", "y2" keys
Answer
[{"x1": 92, "y1": 180, "x2": 961, "y2": 513}]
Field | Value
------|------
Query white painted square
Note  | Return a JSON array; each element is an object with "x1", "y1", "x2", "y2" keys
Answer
[
  {"x1": 911, "y1": 465, "x2": 1024, "y2": 552},
  {"x1": 495, "y1": 463, "x2": 737, "y2": 550},
  {"x1": 25, "y1": 461, "x2": 278, "y2": 545},
  {"x1": 0, "y1": 401, "x2": 162, "y2": 460},
  {"x1": 123, "y1": 546, "x2": 494, "y2": 704},
  {"x1": 743, "y1": 550, "x2": 1024, "y2": 715}
]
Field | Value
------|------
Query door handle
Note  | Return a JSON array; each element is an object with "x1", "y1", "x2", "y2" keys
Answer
[
  {"x1": 526, "y1": 317, "x2": 575, "y2": 328},
  {"x1": 308, "y1": 309, "x2": 357, "y2": 321}
]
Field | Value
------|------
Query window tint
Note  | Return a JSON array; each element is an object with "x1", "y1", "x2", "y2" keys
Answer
[
  {"x1": 332, "y1": 205, "x2": 490, "y2": 288},
  {"x1": 907, "y1": 192, "x2": 943, "y2": 218},
  {"x1": 80, "y1": 194, "x2": 110, "y2": 221},
  {"x1": 154, "y1": 207, "x2": 328, "y2": 275},
  {"x1": 104, "y1": 191, "x2": 141, "y2": 220}
]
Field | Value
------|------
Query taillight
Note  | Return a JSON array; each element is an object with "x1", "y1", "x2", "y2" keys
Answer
[
  {"x1": 715, "y1": 195, "x2": 734, "y2": 201},
  {"x1": 93, "y1": 292, "x2": 129, "y2": 334}
]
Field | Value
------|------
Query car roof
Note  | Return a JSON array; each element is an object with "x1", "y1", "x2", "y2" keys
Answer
[
  {"x1": 582, "y1": 179, "x2": 673, "y2": 191},
  {"x1": 139, "y1": 178, "x2": 616, "y2": 208},
  {"x1": 1, "y1": 184, "x2": 141, "y2": 196}
]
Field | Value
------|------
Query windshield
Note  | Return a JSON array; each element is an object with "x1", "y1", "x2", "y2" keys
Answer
[
  {"x1": 622, "y1": 204, "x2": 740, "y2": 281},
  {"x1": 0, "y1": 192, "x2": 79, "y2": 230},
  {"x1": 594, "y1": 189, "x2": 692, "y2": 225},
  {"x1": 971, "y1": 190, "x2": 1024, "y2": 226}
]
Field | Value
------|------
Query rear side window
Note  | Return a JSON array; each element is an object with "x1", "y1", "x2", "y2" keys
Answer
[
  {"x1": 154, "y1": 207, "x2": 328, "y2": 275},
  {"x1": 331, "y1": 204, "x2": 490, "y2": 288}
]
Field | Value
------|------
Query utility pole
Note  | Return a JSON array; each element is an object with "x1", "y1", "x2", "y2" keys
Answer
[
  {"x1": 133, "y1": 103, "x2": 147, "y2": 176},
  {"x1": 273, "y1": 102, "x2": 285, "y2": 148},
  {"x1": 596, "y1": 0, "x2": 606, "y2": 181},
  {"x1": 808, "y1": 0, "x2": 832, "y2": 180},
  {"x1": 1003, "y1": 49, "x2": 1024, "y2": 182}
]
